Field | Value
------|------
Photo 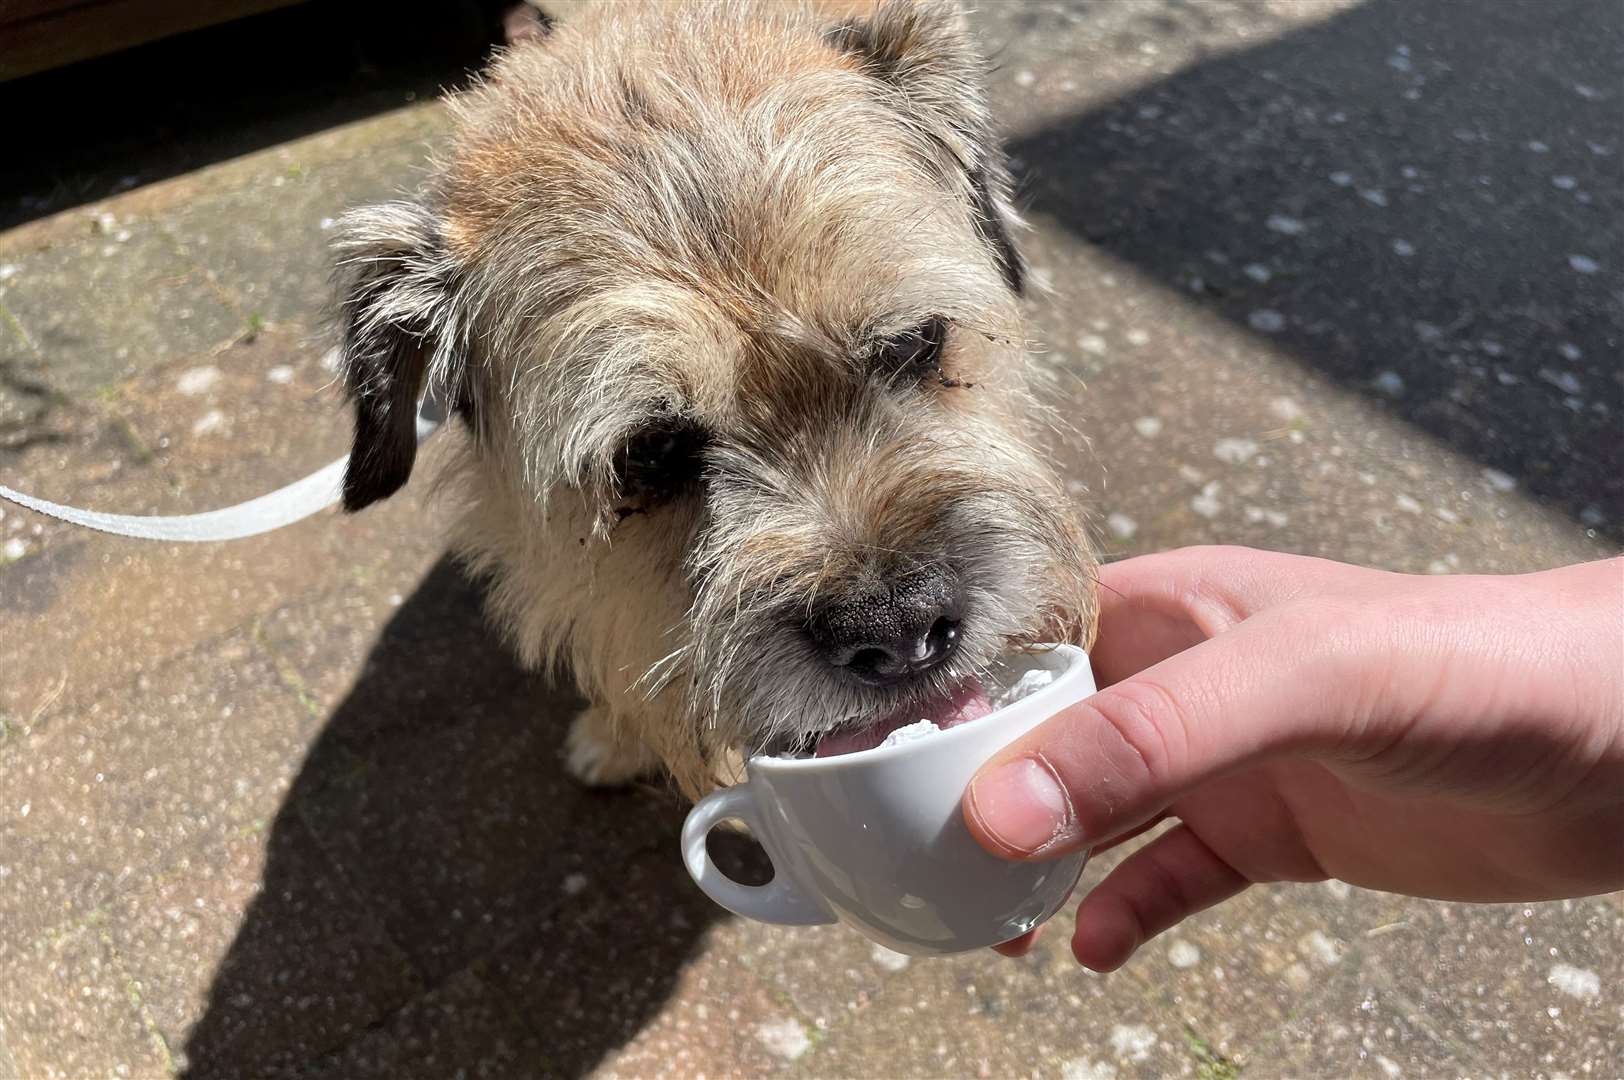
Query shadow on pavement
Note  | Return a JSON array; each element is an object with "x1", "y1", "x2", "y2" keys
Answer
[
  {"x1": 180, "y1": 557, "x2": 766, "y2": 1078},
  {"x1": 1008, "y1": 0, "x2": 1622, "y2": 540},
  {"x1": 0, "y1": 0, "x2": 511, "y2": 231}
]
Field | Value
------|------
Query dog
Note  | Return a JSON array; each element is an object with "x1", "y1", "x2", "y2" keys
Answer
[{"x1": 330, "y1": 0, "x2": 1098, "y2": 798}]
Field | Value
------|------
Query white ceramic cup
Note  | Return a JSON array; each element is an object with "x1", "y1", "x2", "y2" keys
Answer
[{"x1": 681, "y1": 644, "x2": 1094, "y2": 956}]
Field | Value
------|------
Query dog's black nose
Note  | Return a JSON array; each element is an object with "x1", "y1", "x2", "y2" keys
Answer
[{"x1": 809, "y1": 568, "x2": 964, "y2": 687}]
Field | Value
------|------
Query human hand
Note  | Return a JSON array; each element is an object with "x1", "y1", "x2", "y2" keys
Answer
[{"x1": 962, "y1": 546, "x2": 1624, "y2": 969}]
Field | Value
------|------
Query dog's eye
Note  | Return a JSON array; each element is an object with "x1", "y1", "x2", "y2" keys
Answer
[
  {"x1": 613, "y1": 419, "x2": 707, "y2": 504},
  {"x1": 875, "y1": 317, "x2": 951, "y2": 383}
]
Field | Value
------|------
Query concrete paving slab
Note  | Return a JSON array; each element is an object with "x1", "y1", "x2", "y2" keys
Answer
[
  {"x1": 156, "y1": 135, "x2": 445, "y2": 328},
  {"x1": 479, "y1": 848, "x2": 775, "y2": 1079},
  {"x1": 0, "y1": 211, "x2": 243, "y2": 402},
  {"x1": 282, "y1": 639, "x2": 600, "y2": 987},
  {"x1": 252, "y1": 585, "x2": 432, "y2": 712},
  {"x1": 170, "y1": 553, "x2": 796, "y2": 1075},
  {"x1": 286, "y1": 965, "x2": 539, "y2": 1080},
  {"x1": 716, "y1": 837, "x2": 1162, "y2": 1058},
  {"x1": 1265, "y1": 974, "x2": 1476, "y2": 1080},
  {"x1": 1011, "y1": 165, "x2": 1610, "y2": 580},
  {"x1": 105, "y1": 816, "x2": 421, "y2": 1076},
  {"x1": 0, "y1": 102, "x2": 449, "y2": 451},
  {"x1": 1127, "y1": 886, "x2": 1343, "y2": 1068},
  {"x1": 572, "y1": 926, "x2": 795, "y2": 1079},
  {"x1": 786, "y1": 940, "x2": 1187, "y2": 1080},
  {"x1": 272, "y1": 573, "x2": 609, "y2": 985},
  {"x1": 718, "y1": 917, "x2": 910, "y2": 1041},
  {"x1": 0, "y1": 632, "x2": 316, "y2": 952},
  {"x1": 982, "y1": 0, "x2": 1624, "y2": 542},
  {"x1": 0, "y1": 920, "x2": 171, "y2": 1080},
  {"x1": 1345, "y1": 896, "x2": 1624, "y2": 1076},
  {"x1": 0, "y1": 328, "x2": 453, "y2": 720},
  {"x1": 1124, "y1": 881, "x2": 1479, "y2": 1075}
]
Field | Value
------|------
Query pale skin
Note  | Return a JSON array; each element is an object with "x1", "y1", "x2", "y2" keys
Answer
[{"x1": 961, "y1": 546, "x2": 1624, "y2": 970}]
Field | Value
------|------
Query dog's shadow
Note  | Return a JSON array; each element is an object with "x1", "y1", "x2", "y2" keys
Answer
[{"x1": 180, "y1": 555, "x2": 766, "y2": 1078}]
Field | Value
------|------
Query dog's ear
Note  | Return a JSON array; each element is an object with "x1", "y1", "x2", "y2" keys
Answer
[
  {"x1": 826, "y1": 0, "x2": 1025, "y2": 293},
  {"x1": 330, "y1": 201, "x2": 455, "y2": 512}
]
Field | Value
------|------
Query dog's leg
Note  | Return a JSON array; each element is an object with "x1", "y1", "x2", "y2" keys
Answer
[{"x1": 564, "y1": 704, "x2": 662, "y2": 787}]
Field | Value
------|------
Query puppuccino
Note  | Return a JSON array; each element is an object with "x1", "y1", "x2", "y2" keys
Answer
[{"x1": 682, "y1": 645, "x2": 1094, "y2": 956}]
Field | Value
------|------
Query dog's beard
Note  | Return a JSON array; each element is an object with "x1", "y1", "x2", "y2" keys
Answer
[{"x1": 651, "y1": 482, "x2": 1093, "y2": 762}]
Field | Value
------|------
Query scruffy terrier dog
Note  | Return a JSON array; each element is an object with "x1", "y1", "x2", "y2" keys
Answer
[{"x1": 332, "y1": 0, "x2": 1097, "y2": 797}]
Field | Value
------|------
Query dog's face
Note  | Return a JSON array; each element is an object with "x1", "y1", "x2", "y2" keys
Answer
[{"x1": 329, "y1": 0, "x2": 1096, "y2": 794}]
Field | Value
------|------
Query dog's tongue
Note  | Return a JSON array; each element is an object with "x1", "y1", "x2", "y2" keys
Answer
[{"x1": 814, "y1": 679, "x2": 992, "y2": 758}]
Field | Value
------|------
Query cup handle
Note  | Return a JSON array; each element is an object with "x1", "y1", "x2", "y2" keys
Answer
[{"x1": 681, "y1": 782, "x2": 836, "y2": 926}]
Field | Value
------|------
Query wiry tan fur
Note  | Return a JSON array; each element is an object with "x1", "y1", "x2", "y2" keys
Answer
[{"x1": 330, "y1": 0, "x2": 1098, "y2": 797}]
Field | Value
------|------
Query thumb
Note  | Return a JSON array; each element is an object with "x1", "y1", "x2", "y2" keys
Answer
[{"x1": 963, "y1": 611, "x2": 1363, "y2": 859}]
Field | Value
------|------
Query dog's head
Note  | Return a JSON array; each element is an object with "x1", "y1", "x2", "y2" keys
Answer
[{"x1": 329, "y1": 0, "x2": 1096, "y2": 793}]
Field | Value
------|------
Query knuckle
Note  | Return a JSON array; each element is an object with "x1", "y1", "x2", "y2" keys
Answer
[
  {"x1": 1086, "y1": 678, "x2": 1190, "y2": 790},
  {"x1": 1134, "y1": 844, "x2": 1194, "y2": 933},
  {"x1": 1279, "y1": 596, "x2": 1389, "y2": 678},
  {"x1": 1161, "y1": 546, "x2": 1277, "y2": 630}
]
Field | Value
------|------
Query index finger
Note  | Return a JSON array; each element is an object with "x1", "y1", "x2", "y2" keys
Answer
[{"x1": 1091, "y1": 546, "x2": 1364, "y2": 685}]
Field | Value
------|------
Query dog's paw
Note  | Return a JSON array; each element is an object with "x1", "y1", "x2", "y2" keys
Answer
[{"x1": 565, "y1": 709, "x2": 661, "y2": 787}]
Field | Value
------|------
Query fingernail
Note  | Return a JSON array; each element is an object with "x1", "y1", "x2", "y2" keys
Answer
[{"x1": 967, "y1": 757, "x2": 1075, "y2": 856}]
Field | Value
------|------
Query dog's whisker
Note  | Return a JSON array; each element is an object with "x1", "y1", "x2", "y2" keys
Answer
[{"x1": 635, "y1": 644, "x2": 692, "y2": 701}]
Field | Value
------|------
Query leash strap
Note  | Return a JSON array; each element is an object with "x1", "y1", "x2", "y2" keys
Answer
[{"x1": 0, "y1": 391, "x2": 448, "y2": 543}]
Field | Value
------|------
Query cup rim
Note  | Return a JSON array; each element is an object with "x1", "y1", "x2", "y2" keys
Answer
[{"x1": 745, "y1": 643, "x2": 1091, "y2": 774}]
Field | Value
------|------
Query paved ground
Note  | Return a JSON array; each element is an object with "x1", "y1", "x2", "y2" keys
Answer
[{"x1": 1, "y1": 1, "x2": 1620, "y2": 1077}]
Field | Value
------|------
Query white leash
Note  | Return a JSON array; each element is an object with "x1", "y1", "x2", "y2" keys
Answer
[{"x1": 0, "y1": 391, "x2": 448, "y2": 543}]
